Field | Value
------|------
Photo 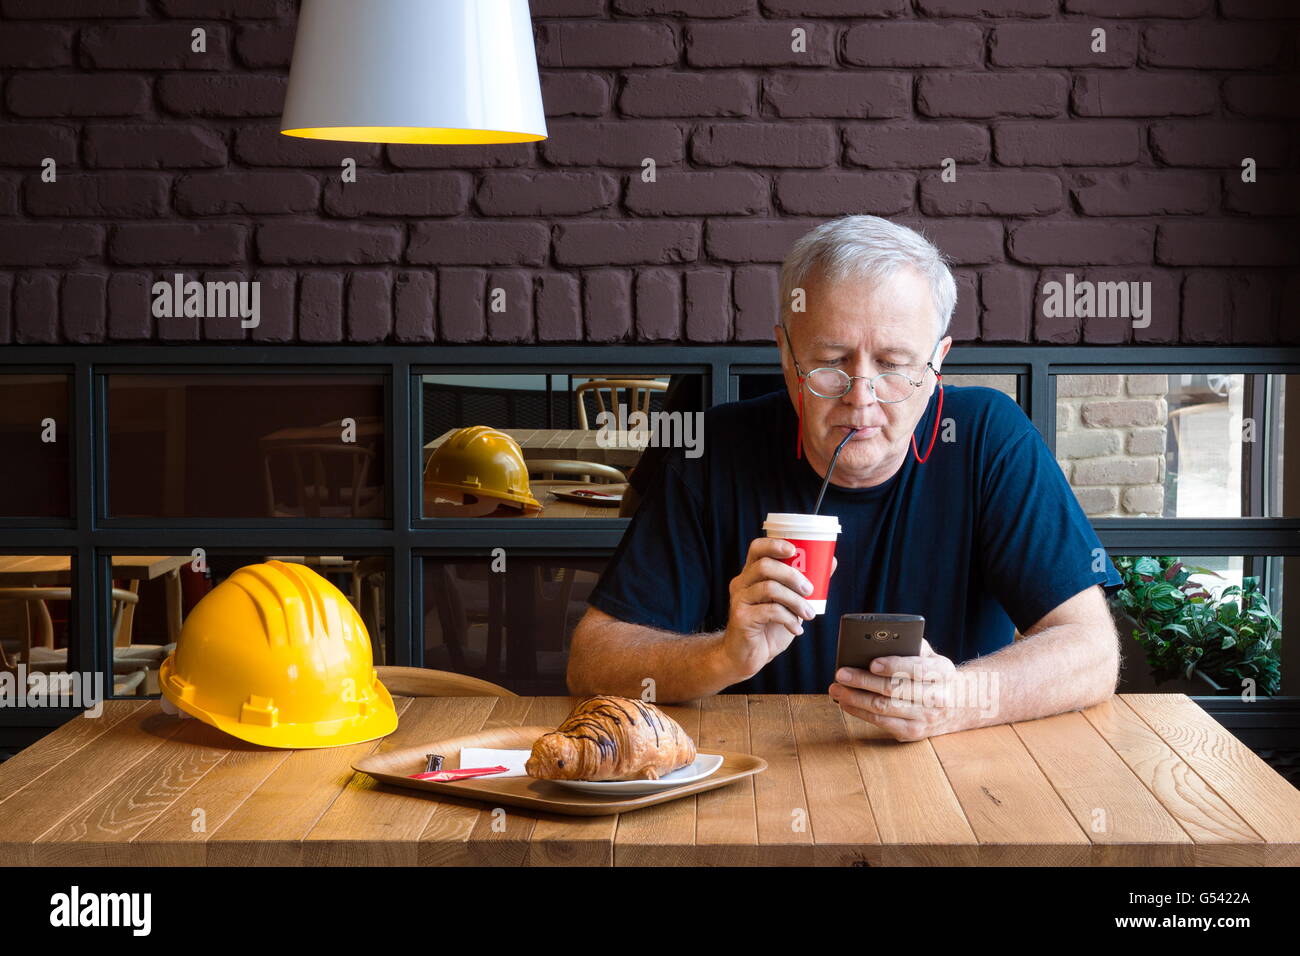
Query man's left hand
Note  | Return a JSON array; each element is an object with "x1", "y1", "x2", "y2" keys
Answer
[{"x1": 828, "y1": 639, "x2": 965, "y2": 741}]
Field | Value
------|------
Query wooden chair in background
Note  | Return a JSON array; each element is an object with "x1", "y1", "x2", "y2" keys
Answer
[
  {"x1": 261, "y1": 442, "x2": 382, "y2": 518},
  {"x1": 574, "y1": 378, "x2": 667, "y2": 430}
]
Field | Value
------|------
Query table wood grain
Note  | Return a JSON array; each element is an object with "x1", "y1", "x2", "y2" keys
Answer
[{"x1": 0, "y1": 694, "x2": 1295, "y2": 867}]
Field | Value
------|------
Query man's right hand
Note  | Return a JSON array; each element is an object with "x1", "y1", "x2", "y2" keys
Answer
[{"x1": 721, "y1": 537, "x2": 829, "y2": 681}]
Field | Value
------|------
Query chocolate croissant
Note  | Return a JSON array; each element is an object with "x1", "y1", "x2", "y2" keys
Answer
[{"x1": 526, "y1": 696, "x2": 697, "y2": 781}]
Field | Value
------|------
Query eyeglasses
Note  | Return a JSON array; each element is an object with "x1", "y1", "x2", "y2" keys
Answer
[{"x1": 779, "y1": 320, "x2": 940, "y2": 403}]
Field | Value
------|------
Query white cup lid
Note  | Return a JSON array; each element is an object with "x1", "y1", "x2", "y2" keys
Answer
[{"x1": 762, "y1": 512, "x2": 842, "y2": 535}]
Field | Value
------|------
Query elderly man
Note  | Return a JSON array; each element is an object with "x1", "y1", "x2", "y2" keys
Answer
[{"x1": 569, "y1": 216, "x2": 1121, "y2": 741}]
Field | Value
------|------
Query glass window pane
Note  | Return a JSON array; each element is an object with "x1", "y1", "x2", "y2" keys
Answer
[
  {"x1": 0, "y1": 375, "x2": 71, "y2": 517},
  {"x1": 1109, "y1": 554, "x2": 1284, "y2": 697},
  {"x1": 106, "y1": 374, "x2": 385, "y2": 519},
  {"x1": 104, "y1": 553, "x2": 390, "y2": 699},
  {"x1": 0, "y1": 553, "x2": 98, "y2": 705},
  {"x1": 420, "y1": 372, "x2": 705, "y2": 519},
  {"x1": 1055, "y1": 373, "x2": 1294, "y2": 517},
  {"x1": 423, "y1": 555, "x2": 608, "y2": 695}
]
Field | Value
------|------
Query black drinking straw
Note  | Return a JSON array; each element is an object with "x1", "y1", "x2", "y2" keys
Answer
[{"x1": 813, "y1": 428, "x2": 859, "y2": 515}]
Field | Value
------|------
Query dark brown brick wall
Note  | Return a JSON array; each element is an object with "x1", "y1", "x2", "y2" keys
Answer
[{"x1": 0, "y1": 0, "x2": 1295, "y2": 345}]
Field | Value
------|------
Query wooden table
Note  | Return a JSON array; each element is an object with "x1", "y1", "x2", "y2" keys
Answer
[
  {"x1": 0, "y1": 555, "x2": 189, "y2": 643},
  {"x1": 1, "y1": 694, "x2": 1296, "y2": 867}
]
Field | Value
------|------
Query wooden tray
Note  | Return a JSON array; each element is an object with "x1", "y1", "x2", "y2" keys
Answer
[{"x1": 353, "y1": 724, "x2": 766, "y2": 817}]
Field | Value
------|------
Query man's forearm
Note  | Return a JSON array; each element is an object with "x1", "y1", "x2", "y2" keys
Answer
[
  {"x1": 948, "y1": 623, "x2": 1118, "y2": 732},
  {"x1": 568, "y1": 613, "x2": 741, "y2": 702}
]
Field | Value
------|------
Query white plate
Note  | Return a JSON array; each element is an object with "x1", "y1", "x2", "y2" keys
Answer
[{"x1": 550, "y1": 754, "x2": 724, "y2": 796}]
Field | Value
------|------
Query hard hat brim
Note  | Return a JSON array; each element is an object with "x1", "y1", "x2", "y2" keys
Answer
[{"x1": 160, "y1": 654, "x2": 400, "y2": 750}]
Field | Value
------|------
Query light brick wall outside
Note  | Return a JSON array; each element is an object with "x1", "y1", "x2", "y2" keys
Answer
[{"x1": 1056, "y1": 373, "x2": 1169, "y2": 517}]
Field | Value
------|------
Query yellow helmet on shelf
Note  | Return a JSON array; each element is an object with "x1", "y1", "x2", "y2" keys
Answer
[
  {"x1": 159, "y1": 560, "x2": 397, "y2": 750},
  {"x1": 423, "y1": 425, "x2": 542, "y2": 515}
]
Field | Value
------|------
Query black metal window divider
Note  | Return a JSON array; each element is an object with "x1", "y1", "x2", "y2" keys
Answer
[{"x1": 1, "y1": 343, "x2": 1298, "y2": 726}]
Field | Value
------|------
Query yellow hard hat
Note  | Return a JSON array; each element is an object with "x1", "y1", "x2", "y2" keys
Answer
[
  {"x1": 424, "y1": 425, "x2": 542, "y2": 514},
  {"x1": 159, "y1": 561, "x2": 397, "y2": 750}
]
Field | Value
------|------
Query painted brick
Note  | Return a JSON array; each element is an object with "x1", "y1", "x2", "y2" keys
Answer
[
  {"x1": 298, "y1": 272, "x2": 343, "y2": 343},
  {"x1": 3, "y1": 0, "x2": 148, "y2": 16},
  {"x1": 1072, "y1": 171, "x2": 1215, "y2": 216},
  {"x1": 993, "y1": 122, "x2": 1139, "y2": 166},
  {"x1": 705, "y1": 218, "x2": 821, "y2": 263},
  {"x1": 250, "y1": 270, "x2": 294, "y2": 343},
  {"x1": 554, "y1": 221, "x2": 700, "y2": 266},
  {"x1": 615, "y1": 0, "x2": 754, "y2": 14},
  {"x1": 1009, "y1": 222, "x2": 1153, "y2": 265},
  {"x1": 176, "y1": 171, "x2": 320, "y2": 215},
  {"x1": 763, "y1": 72, "x2": 909, "y2": 118},
  {"x1": 626, "y1": 171, "x2": 770, "y2": 216},
  {"x1": 918, "y1": 74, "x2": 1067, "y2": 118},
  {"x1": 542, "y1": 121, "x2": 685, "y2": 167},
  {"x1": 536, "y1": 22, "x2": 677, "y2": 68},
  {"x1": 622, "y1": 73, "x2": 755, "y2": 117},
  {"x1": 1157, "y1": 222, "x2": 1294, "y2": 267},
  {"x1": 438, "y1": 268, "x2": 486, "y2": 343},
  {"x1": 487, "y1": 270, "x2": 533, "y2": 343},
  {"x1": 991, "y1": 24, "x2": 1137, "y2": 67},
  {"x1": 1072, "y1": 74, "x2": 1218, "y2": 117},
  {"x1": 393, "y1": 271, "x2": 436, "y2": 343},
  {"x1": 257, "y1": 222, "x2": 401, "y2": 265},
  {"x1": 158, "y1": 75, "x2": 287, "y2": 117},
  {"x1": 85, "y1": 125, "x2": 226, "y2": 168},
  {"x1": 918, "y1": 0, "x2": 1056, "y2": 13},
  {"x1": 0, "y1": 124, "x2": 78, "y2": 165},
  {"x1": 7, "y1": 75, "x2": 151, "y2": 117},
  {"x1": 733, "y1": 264, "x2": 779, "y2": 342},
  {"x1": 844, "y1": 23, "x2": 984, "y2": 68},
  {"x1": 684, "y1": 268, "x2": 731, "y2": 342},
  {"x1": 477, "y1": 172, "x2": 617, "y2": 216},
  {"x1": 844, "y1": 124, "x2": 989, "y2": 168},
  {"x1": 61, "y1": 272, "x2": 106, "y2": 343},
  {"x1": 0, "y1": 224, "x2": 101, "y2": 265},
  {"x1": 920, "y1": 172, "x2": 1062, "y2": 216},
  {"x1": 537, "y1": 273, "x2": 582, "y2": 342},
  {"x1": 323, "y1": 173, "x2": 470, "y2": 217},
  {"x1": 762, "y1": 0, "x2": 906, "y2": 13},
  {"x1": 1064, "y1": 0, "x2": 1212, "y2": 15},
  {"x1": 634, "y1": 268, "x2": 682, "y2": 341},
  {"x1": 13, "y1": 273, "x2": 59, "y2": 343},
  {"x1": 107, "y1": 272, "x2": 153, "y2": 340},
  {"x1": 112, "y1": 223, "x2": 245, "y2": 265},
  {"x1": 236, "y1": 126, "x2": 382, "y2": 167},
  {"x1": 583, "y1": 270, "x2": 633, "y2": 342},
  {"x1": 1143, "y1": 24, "x2": 1282, "y2": 70},
  {"x1": 81, "y1": 24, "x2": 231, "y2": 69},
  {"x1": 775, "y1": 172, "x2": 914, "y2": 216},
  {"x1": 0, "y1": 24, "x2": 75, "y2": 68},
  {"x1": 979, "y1": 267, "x2": 1034, "y2": 343},
  {"x1": 692, "y1": 124, "x2": 836, "y2": 167},
  {"x1": 1223, "y1": 76, "x2": 1300, "y2": 118},
  {"x1": 1149, "y1": 121, "x2": 1290, "y2": 168},
  {"x1": 388, "y1": 144, "x2": 533, "y2": 169},
  {"x1": 540, "y1": 72, "x2": 612, "y2": 116},
  {"x1": 686, "y1": 23, "x2": 835, "y2": 67},
  {"x1": 408, "y1": 222, "x2": 549, "y2": 266},
  {"x1": 347, "y1": 272, "x2": 393, "y2": 344},
  {"x1": 25, "y1": 173, "x2": 168, "y2": 217},
  {"x1": 234, "y1": 23, "x2": 295, "y2": 69}
]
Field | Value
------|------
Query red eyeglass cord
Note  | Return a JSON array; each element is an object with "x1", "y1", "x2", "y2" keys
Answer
[{"x1": 796, "y1": 374, "x2": 944, "y2": 465}]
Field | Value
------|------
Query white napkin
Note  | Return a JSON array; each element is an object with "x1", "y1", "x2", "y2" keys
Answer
[{"x1": 457, "y1": 747, "x2": 532, "y2": 778}]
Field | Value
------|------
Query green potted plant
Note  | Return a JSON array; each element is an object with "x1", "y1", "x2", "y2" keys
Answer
[{"x1": 1110, "y1": 556, "x2": 1282, "y2": 697}]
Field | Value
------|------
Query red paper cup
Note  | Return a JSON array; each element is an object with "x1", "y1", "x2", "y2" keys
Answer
[{"x1": 762, "y1": 513, "x2": 842, "y2": 615}]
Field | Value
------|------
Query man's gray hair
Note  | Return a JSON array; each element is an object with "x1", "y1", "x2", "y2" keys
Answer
[{"x1": 779, "y1": 216, "x2": 958, "y2": 340}]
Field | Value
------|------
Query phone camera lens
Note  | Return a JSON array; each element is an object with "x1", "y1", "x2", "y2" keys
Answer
[{"x1": 873, "y1": 630, "x2": 890, "y2": 641}]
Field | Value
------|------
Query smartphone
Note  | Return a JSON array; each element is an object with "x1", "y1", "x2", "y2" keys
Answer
[{"x1": 835, "y1": 613, "x2": 925, "y2": 673}]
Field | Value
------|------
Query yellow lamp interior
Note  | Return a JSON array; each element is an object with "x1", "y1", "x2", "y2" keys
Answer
[{"x1": 281, "y1": 126, "x2": 545, "y2": 145}]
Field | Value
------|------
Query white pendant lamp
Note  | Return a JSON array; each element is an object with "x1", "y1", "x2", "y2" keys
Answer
[{"x1": 280, "y1": 0, "x2": 547, "y2": 145}]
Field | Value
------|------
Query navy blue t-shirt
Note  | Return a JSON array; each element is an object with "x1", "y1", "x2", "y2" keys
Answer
[{"x1": 587, "y1": 385, "x2": 1122, "y2": 695}]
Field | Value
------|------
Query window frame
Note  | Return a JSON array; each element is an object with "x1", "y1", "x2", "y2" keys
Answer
[{"x1": 2, "y1": 343, "x2": 1297, "y2": 724}]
